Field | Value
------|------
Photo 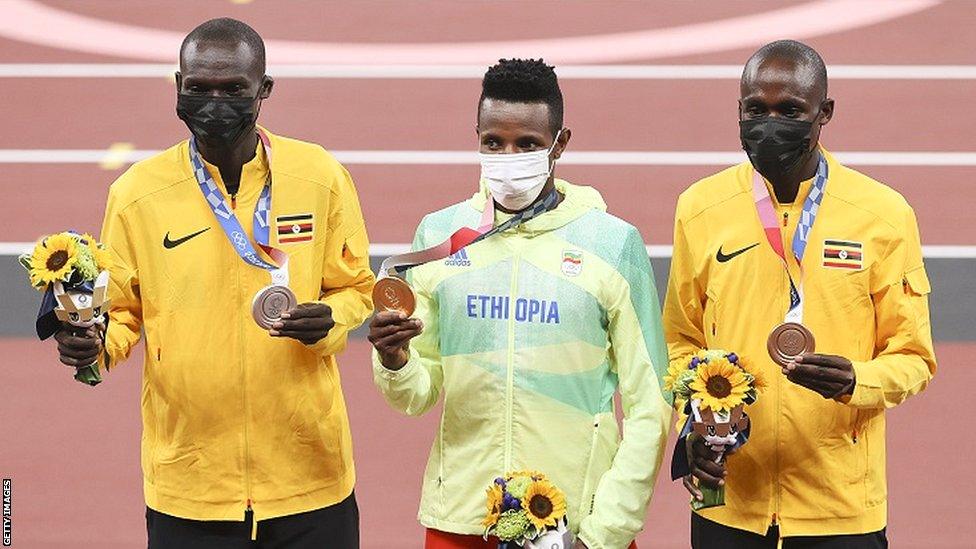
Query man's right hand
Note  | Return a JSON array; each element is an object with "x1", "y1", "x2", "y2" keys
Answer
[
  {"x1": 53, "y1": 325, "x2": 102, "y2": 369},
  {"x1": 681, "y1": 433, "x2": 727, "y2": 501},
  {"x1": 367, "y1": 311, "x2": 423, "y2": 371}
]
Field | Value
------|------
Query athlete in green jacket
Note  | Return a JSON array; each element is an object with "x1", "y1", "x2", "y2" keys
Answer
[{"x1": 369, "y1": 59, "x2": 671, "y2": 549}]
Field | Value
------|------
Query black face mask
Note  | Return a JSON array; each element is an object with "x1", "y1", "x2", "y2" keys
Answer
[
  {"x1": 176, "y1": 94, "x2": 259, "y2": 148},
  {"x1": 739, "y1": 117, "x2": 815, "y2": 182}
]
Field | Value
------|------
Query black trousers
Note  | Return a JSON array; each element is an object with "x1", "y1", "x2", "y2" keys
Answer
[
  {"x1": 692, "y1": 514, "x2": 887, "y2": 549},
  {"x1": 147, "y1": 492, "x2": 359, "y2": 549}
]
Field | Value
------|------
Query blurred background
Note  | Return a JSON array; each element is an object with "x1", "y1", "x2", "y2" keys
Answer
[{"x1": 0, "y1": 1, "x2": 973, "y2": 547}]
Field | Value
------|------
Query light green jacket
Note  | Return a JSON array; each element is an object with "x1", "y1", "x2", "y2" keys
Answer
[{"x1": 372, "y1": 180, "x2": 672, "y2": 548}]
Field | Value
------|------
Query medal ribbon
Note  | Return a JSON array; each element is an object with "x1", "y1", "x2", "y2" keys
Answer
[
  {"x1": 752, "y1": 153, "x2": 828, "y2": 323},
  {"x1": 378, "y1": 188, "x2": 561, "y2": 278},
  {"x1": 189, "y1": 128, "x2": 290, "y2": 285}
]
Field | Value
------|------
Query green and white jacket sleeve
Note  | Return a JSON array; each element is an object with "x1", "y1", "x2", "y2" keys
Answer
[
  {"x1": 372, "y1": 217, "x2": 444, "y2": 417},
  {"x1": 577, "y1": 227, "x2": 673, "y2": 549}
]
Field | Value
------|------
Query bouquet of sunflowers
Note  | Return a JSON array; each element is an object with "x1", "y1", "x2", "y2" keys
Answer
[
  {"x1": 666, "y1": 350, "x2": 767, "y2": 509},
  {"x1": 19, "y1": 231, "x2": 112, "y2": 386},
  {"x1": 482, "y1": 471, "x2": 572, "y2": 548}
]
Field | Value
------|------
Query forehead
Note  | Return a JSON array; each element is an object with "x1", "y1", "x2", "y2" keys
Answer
[
  {"x1": 740, "y1": 57, "x2": 821, "y2": 102},
  {"x1": 478, "y1": 98, "x2": 551, "y2": 134},
  {"x1": 181, "y1": 40, "x2": 260, "y2": 80}
]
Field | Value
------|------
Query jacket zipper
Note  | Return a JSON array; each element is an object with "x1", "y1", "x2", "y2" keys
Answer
[
  {"x1": 783, "y1": 211, "x2": 788, "y2": 227},
  {"x1": 773, "y1": 267, "x2": 786, "y2": 526},
  {"x1": 503, "y1": 250, "x2": 520, "y2": 470},
  {"x1": 232, "y1": 195, "x2": 254, "y2": 530}
]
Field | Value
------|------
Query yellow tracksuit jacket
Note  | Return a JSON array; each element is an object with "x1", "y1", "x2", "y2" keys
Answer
[
  {"x1": 663, "y1": 149, "x2": 936, "y2": 536},
  {"x1": 99, "y1": 127, "x2": 373, "y2": 528}
]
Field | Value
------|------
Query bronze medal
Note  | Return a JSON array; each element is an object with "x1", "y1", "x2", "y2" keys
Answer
[
  {"x1": 372, "y1": 276, "x2": 416, "y2": 316},
  {"x1": 252, "y1": 285, "x2": 297, "y2": 330},
  {"x1": 767, "y1": 322, "x2": 816, "y2": 366}
]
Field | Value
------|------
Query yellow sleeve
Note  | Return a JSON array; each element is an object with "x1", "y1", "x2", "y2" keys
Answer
[
  {"x1": 371, "y1": 216, "x2": 444, "y2": 416},
  {"x1": 309, "y1": 166, "x2": 375, "y2": 356},
  {"x1": 663, "y1": 214, "x2": 707, "y2": 379},
  {"x1": 847, "y1": 206, "x2": 936, "y2": 409},
  {"x1": 99, "y1": 184, "x2": 142, "y2": 370}
]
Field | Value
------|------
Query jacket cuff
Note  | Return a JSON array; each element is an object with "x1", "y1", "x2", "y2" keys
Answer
[
  {"x1": 307, "y1": 295, "x2": 361, "y2": 357},
  {"x1": 577, "y1": 518, "x2": 630, "y2": 549},
  {"x1": 371, "y1": 346, "x2": 419, "y2": 381},
  {"x1": 844, "y1": 361, "x2": 884, "y2": 408}
]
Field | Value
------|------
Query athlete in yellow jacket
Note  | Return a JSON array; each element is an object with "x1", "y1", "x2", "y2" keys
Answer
[
  {"x1": 663, "y1": 40, "x2": 936, "y2": 548},
  {"x1": 52, "y1": 19, "x2": 372, "y2": 548}
]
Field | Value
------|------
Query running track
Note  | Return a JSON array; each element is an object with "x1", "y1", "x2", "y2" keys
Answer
[{"x1": 0, "y1": 2, "x2": 973, "y2": 547}]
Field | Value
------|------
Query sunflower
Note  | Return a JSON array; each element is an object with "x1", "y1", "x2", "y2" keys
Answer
[
  {"x1": 663, "y1": 359, "x2": 686, "y2": 392},
  {"x1": 81, "y1": 233, "x2": 113, "y2": 271},
  {"x1": 482, "y1": 483, "x2": 503, "y2": 528},
  {"x1": 688, "y1": 358, "x2": 750, "y2": 412},
  {"x1": 522, "y1": 479, "x2": 566, "y2": 531},
  {"x1": 27, "y1": 233, "x2": 78, "y2": 289},
  {"x1": 738, "y1": 356, "x2": 769, "y2": 393},
  {"x1": 508, "y1": 470, "x2": 547, "y2": 482}
]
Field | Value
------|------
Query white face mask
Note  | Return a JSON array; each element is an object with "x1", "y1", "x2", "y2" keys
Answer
[{"x1": 479, "y1": 130, "x2": 562, "y2": 211}]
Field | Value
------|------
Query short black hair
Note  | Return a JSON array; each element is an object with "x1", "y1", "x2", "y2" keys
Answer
[
  {"x1": 742, "y1": 39, "x2": 828, "y2": 98},
  {"x1": 180, "y1": 18, "x2": 266, "y2": 74},
  {"x1": 479, "y1": 58, "x2": 564, "y2": 135}
]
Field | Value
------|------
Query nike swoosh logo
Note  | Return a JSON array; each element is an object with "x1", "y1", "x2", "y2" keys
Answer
[
  {"x1": 163, "y1": 227, "x2": 210, "y2": 249},
  {"x1": 716, "y1": 242, "x2": 759, "y2": 263}
]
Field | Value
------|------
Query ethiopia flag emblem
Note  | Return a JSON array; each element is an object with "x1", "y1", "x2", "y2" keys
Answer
[
  {"x1": 561, "y1": 250, "x2": 583, "y2": 277},
  {"x1": 275, "y1": 213, "x2": 314, "y2": 244},
  {"x1": 822, "y1": 239, "x2": 863, "y2": 270}
]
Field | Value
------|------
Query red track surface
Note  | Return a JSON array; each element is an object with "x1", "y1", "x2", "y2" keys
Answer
[{"x1": 1, "y1": 1, "x2": 973, "y2": 547}]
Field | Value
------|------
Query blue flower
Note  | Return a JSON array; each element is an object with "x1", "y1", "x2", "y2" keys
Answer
[{"x1": 502, "y1": 493, "x2": 521, "y2": 511}]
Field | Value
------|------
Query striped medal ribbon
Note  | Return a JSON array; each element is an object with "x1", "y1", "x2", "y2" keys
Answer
[
  {"x1": 377, "y1": 188, "x2": 561, "y2": 278},
  {"x1": 752, "y1": 153, "x2": 828, "y2": 323}
]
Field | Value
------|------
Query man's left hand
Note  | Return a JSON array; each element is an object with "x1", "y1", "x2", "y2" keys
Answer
[
  {"x1": 269, "y1": 302, "x2": 335, "y2": 345},
  {"x1": 783, "y1": 353, "x2": 856, "y2": 399}
]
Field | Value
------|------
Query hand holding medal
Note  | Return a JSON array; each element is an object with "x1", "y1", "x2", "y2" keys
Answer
[
  {"x1": 190, "y1": 128, "x2": 331, "y2": 342},
  {"x1": 753, "y1": 155, "x2": 856, "y2": 398}
]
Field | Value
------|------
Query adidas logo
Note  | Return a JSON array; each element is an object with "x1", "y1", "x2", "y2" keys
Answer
[{"x1": 444, "y1": 248, "x2": 472, "y2": 267}]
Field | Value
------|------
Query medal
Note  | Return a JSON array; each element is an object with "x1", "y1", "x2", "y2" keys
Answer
[
  {"x1": 373, "y1": 188, "x2": 560, "y2": 316},
  {"x1": 252, "y1": 284, "x2": 298, "y2": 329},
  {"x1": 189, "y1": 128, "x2": 297, "y2": 330},
  {"x1": 766, "y1": 322, "x2": 816, "y2": 367},
  {"x1": 751, "y1": 154, "x2": 829, "y2": 364},
  {"x1": 372, "y1": 276, "x2": 416, "y2": 316}
]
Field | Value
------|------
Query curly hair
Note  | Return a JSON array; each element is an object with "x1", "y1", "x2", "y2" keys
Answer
[{"x1": 479, "y1": 58, "x2": 563, "y2": 135}]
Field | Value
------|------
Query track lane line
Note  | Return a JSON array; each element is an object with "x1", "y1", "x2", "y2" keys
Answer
[
  {"x1": 3, "y1": 242, "x2": 975, "y2": 259},
  {"x1": 1, "y1": 150, "x2": 975, "y2": 166},
  {"x1": 1, "y1": 64, "x2": 975, "y2": 79}
]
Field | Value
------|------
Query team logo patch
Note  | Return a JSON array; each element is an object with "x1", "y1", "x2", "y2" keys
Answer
[
  {"x1": 823, "y1": 239, "x2": 863, "y2": 270},
  {"x1": 444, "y1": 248, "x2": 471, "y2": 267},
  {"x1": 275, "y1": 213, "x2": 313, "y2": 244},
  {"x1": 561, "y1": 250, "x2": 583, "y2": 277}
]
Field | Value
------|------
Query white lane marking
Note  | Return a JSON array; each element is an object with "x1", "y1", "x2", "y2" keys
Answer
[
  {"x1": 0, "y1": 149, "x2": 976, "y2": 166},
  {"x1": 2, "y1": 150, "x2": 976, "y2": 167},
  {"x1": 1, "y1": 64, "x2": 975, "y2": 79},
  {"x1": 0, "y1": 0, "x2": 937, "y2": 64},
  {"x1": 8, "y1": 243, "x2": 972, "y2": 259}
]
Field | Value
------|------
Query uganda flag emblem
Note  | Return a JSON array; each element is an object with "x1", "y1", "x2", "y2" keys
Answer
[
  {"x1": 276, "y1": 213, "x2": 313, "y2": 244},
  {"x1": 822, "y1": 239, "x2": 863, "y2": 270}
]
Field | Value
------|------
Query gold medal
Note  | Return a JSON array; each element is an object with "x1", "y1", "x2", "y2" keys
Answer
[
  {"x1": 372, "y1": 276, "x2": 416, "y2": 316},
  {"x1": 767, "y1": 322, "x2": 816, "y2": 366}
]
